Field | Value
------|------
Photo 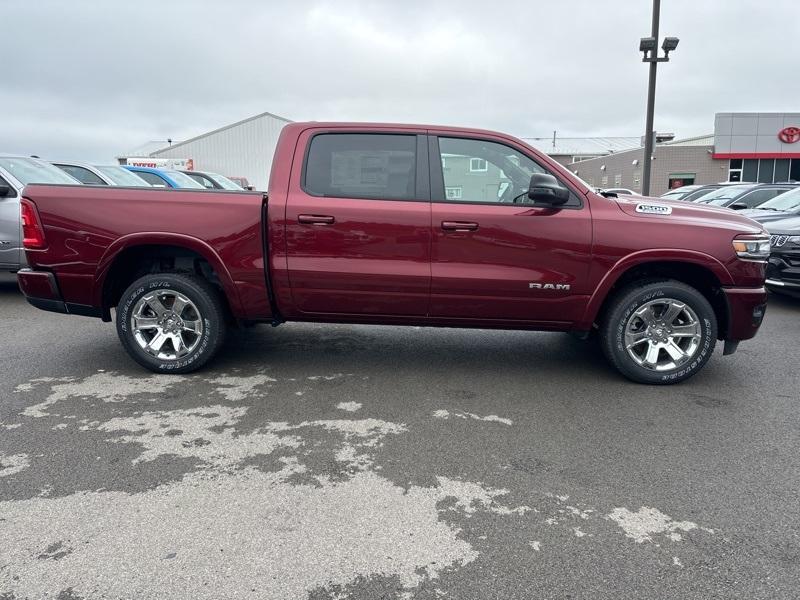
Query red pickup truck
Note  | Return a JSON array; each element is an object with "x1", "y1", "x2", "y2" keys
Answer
[{"x1": 17, "y1": 122, "x2": 769, "y2": 384}]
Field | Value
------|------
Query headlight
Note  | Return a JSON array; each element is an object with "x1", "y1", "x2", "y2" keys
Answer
[
  {"x1": 789, "y1": 236, "x2": 800, "y2": 244},
  {"x1": 732, "y1": 234, "x2": 770, "y2": 261}
]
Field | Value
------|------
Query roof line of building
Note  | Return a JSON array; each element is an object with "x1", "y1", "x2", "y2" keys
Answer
[
  {"x1": 151, "y1": 110, "x2": 293, "y2": 154},
  {"x1": 566, "y1": 133, "x2": 714, "y2": 165},
  {"x1": 661, "y1": 133, "x2": 714, "y2": 145}
]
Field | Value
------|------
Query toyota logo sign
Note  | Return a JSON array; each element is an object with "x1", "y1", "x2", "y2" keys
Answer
[{"x1": 778, "y1": 126, "x2": 800, "y2": 144}]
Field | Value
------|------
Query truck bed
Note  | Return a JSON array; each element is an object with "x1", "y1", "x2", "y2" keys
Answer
[{"x1": 21, "y1": 184, "x2": 271, "y2": 319}]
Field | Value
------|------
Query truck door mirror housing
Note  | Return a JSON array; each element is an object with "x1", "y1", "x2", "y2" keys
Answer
[
  {"x1": 728, "y1": 201, "x2": 748, "y2": 210},
  {"x1": 527, "y1": 173, "x2": 570, "y2": 205}
]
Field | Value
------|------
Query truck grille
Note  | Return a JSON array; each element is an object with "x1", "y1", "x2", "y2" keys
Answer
[{"x1": 770, "y1": 234, "x2": 789, "y2": 248}]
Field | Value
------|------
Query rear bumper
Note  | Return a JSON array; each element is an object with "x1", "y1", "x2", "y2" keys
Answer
[
  {"x1": 722, "y1": 286, "x2": 767, "y2": 341},
  {"x1": 17, "y1": 269, "x2": 101, "y2": 318}
]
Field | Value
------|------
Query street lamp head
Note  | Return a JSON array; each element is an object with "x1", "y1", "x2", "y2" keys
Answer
[
  {"x1": 639, "y1": 37, "x2": 657, "y2": 53},
  {"x1": 662, "y1": 37, "x2": 679, "y2": 54}
]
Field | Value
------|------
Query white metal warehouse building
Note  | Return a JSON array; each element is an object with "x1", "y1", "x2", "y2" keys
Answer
[{"x1": 149, "y1": 111, "x2": 292, "y2": 191}]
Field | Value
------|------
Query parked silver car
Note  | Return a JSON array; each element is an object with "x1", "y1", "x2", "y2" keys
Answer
[
  {"x1": 51, "y1": 161, "x2": 151, "y2": 187},
  {"x1": 0, "y1": 156, "x2": 81, "y2": 271}
]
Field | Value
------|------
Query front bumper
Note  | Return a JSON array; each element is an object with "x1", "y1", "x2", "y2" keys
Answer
[
  {"x1": 722, "y1": 286, "x2": 767, "y2": 342},
  {"x1": 17, "y1": 269, "x2": 101, "y2": 317},
  {"x1": 766, "y1": 249, "x2": 800, "y2": 296}
]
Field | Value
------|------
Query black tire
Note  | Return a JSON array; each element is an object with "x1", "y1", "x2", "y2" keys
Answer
[
  {"x1": 600, "y1": 280, "x2": 717, "y2": 385},
  {"x1": 116, "y1": 273, "x2": 226, "y2": 374}
]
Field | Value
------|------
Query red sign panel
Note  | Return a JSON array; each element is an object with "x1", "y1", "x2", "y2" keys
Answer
[{"x1": 778, "y1": 126, "x2": 800, "y2": 144}]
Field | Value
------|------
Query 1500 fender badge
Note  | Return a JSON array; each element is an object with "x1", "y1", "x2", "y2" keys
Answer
[
  {"x1": 635, "y1": 203, "x2": 672, "y2": 215},
  {"x1": 529, "y1": 282, "x2": 571, "y2": 291}
]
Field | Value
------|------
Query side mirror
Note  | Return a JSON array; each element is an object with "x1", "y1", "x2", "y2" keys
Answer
[
  {"x1": 0, "y1": 185, "x2": 10, "y2": 197},
  {"x1": 527, "y1": 173, "x2": 570, "y2": 205},
  {"x1": 728, "y1": 201, "x2": 748, "y2": 210}
]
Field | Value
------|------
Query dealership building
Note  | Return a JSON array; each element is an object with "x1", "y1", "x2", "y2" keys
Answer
[
  {"x1": 119, "y1": 111, "x2": 291, "y2": 190},
  {"x1": 560, "y1": 112, "x2": 800, "y2": 195}
]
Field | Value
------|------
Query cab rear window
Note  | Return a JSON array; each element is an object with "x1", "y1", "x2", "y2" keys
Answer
[{"x1": 304, "y1": 133, "x2": 416, "y2": 201}]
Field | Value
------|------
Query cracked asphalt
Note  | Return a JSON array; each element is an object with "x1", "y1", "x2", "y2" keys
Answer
[{"x1": 1, "y1": 271, "x2": 798, "y2": 599}]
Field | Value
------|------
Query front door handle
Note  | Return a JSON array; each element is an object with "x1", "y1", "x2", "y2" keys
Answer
[
  {"x1": 441, "y1": 221, "x2": 479, "y2": 232},
  {"x1": 298, "y1": 214, "x2": 335, "y2": 225}
]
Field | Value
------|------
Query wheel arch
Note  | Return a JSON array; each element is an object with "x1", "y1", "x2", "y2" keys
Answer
[
  {"x1": 95, "y1": 233, "x2": 243, "y2": 320},
  {"x1": 581, "y1": 251, "x2": 733, "y2": 338}
]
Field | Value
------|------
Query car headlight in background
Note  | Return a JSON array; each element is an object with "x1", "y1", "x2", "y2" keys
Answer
[
  {"x1": 789, "y1": 236, "x2": 800, "y2": 245},
  {"x1": 732, "y1": 235, "x2": 771, "y2": 261}
]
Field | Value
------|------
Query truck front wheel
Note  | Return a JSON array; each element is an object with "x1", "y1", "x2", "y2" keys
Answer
[
  {"x1": 600, "y1": 280, "x2": 717, "y2": 384},
  {"x1": 116, "y1": 273, "x2": 226, "y2": 374}
]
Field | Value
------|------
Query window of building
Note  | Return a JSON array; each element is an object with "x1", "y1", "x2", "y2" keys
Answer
[
  {"x1": 304, "y1": 133, "x2": 417, "y2": 200},
  {"x1": 601, "y1": 175, "x2": 608, "y2": 186},
  {"x1": 668, "y1": 173, "x2": 695, "y2": 189},
  {"x1": 728, "y1": 158, "x2": 743, "y2": 182},
  {"x1": 790, "y1": 158, "x2": 800, "y2": 183},
  {"x1": 445, "y1": 186, "x2": 463, "y2": 200},
  {"x1": 742, "y1": 159, "x2": 758, "y2": 182},
  {"x1": 469, "y1": 157, "x2": 488, "y2": 172},
  {"x1": 757, "y1": 159, "x2": 775, "y2": 184},
  {"x1": 614, "y1": 174, "x2": 622, "y2": 186},
  {"x1": 775, "y1": 159, "x2": 791, "y2": 182}
]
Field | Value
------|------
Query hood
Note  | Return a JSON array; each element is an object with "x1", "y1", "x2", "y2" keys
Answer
[
  {"x1": 765, "y1": 215, "x2": 800, "y2": 234},
  {"x1": 737, "y1": 208, "x2": 798, "y2": 223},
  {"x1": 612, "y1": 194, "x2": 765, "y2": 235}
]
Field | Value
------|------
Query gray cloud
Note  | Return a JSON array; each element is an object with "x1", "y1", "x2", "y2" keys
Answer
[{"x1": 2, "y1": 0, "x2": 798, "y2": 162}]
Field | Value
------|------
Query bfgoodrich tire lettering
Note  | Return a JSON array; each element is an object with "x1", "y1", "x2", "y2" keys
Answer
[
  {"x1": 600, "y1": 280, "x2": 717, "y2": 385},
  {"x1": 116, "y1": 273, "x2": 226, "y2": 374}
]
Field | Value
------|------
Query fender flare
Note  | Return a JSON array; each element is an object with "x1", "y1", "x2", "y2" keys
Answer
[
  {"x1": 577, "y1": 249, "x2": 734, "y2": 329},
  {"x1": 93, "y1": 232, "x2": 244, "y2": 315}
]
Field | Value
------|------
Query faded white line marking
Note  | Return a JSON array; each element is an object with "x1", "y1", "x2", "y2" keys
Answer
[
  {"x1": 607, "y1": 507, "x2": 713, "y2": 544},
  {"x1": 432, "y1": 409, "x2": 512, "y2": 426},
  {"x1": 336, "y1": 402, "x2": 362, "y2": 412},
  {"x1": 18, "y1": 373, "x2": 187, "y2": 418},
  {"x1": 0, "y1": 453, "x2": 30, "y2": 478},
  {"x1": 203, "y1": 374, "x2": 277, "y2": 401}
]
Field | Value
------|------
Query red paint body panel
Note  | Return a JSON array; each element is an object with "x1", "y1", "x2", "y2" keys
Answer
[{"x1": 19, "y1": 121, "x2": 769, "y2": 344}]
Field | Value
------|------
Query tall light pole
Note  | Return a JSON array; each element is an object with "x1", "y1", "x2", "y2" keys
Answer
[{"x1": 639, "y1": 0, "x2": 679, "y2": 196}]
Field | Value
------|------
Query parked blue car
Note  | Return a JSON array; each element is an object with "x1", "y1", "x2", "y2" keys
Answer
[{"x1": 122, "y1": 166, "x2": 206, "y2": 189}]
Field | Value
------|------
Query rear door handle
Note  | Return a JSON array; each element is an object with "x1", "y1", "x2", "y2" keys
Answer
[
  {"x1": 441, "y1": 221, "x2": 479, "y2": 232},
  {"x1": 298, "y1": 214, "x2": 335, "y2": 225}
]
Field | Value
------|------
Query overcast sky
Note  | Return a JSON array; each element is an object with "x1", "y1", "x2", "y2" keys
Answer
[{"x1": 3, "y1": 0, "x2": 798, "y2": 162}]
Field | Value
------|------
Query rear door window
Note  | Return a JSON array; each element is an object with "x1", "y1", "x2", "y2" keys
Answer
[
  {"x1": 55, "y1": 164, "x2": 107, "y2": 185},
  {"x1": 136, "y1": 171, "x2": 170, "y2": 187},
  {"x1": 304, "y1": 133, "x2": 417, "y2": 201}
]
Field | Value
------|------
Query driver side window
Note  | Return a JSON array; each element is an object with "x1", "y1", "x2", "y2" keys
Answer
[{"x1": 437, "y1": 137, "x2": 546, "y2": 205}]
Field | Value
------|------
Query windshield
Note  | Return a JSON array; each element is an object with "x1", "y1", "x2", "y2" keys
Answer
[
  {"x1": 0, "y1": 157, "x2": 80, "y2": 185},
  {"x1": 697, "y1": 185, "x2": 755, "y2": 205},
  {"x1": 164, "y1": 170, "x2": 206, "y2": 188},
  {"x1": 755, "y1": 187, "x2": 800, "y2": 211},
  {"x1": 207, "y1": 172, "x2": 243, "y2": 190},
  {"x1": 96, "y1": 165, "x2": 152, "y2": 186}
]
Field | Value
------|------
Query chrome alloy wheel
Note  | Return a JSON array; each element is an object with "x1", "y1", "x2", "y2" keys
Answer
[
  {"x1": 623, "y1": 298, "x2": 702, "y2": 371},
  {"x1": 130, "y1": 289, "x2": 203, "y2": 360}
]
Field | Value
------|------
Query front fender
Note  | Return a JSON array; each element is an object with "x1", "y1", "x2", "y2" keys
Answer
[
  {"x1": 577, "y1": 249, "x2": 734, "y2": 330},
  {"x1": 93, "y1": 232, "x2": 244, "y2": 316}
]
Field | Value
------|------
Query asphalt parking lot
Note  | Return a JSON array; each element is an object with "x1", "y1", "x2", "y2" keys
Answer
[{"x1": 1, "y1": 271, "x2": 798, "y2": 600}]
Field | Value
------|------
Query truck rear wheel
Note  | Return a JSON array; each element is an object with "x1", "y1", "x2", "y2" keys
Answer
[
  {"x1": 600, "y1": 280, "x2": 717, "y2": 384},
  {"x1": 116, "y1": 273, "x2": 226, "y2": 373}
]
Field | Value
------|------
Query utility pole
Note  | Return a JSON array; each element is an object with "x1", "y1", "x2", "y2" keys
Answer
[{"x1": 639, "y1": 0, "x2": 679, "y2": 196}]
